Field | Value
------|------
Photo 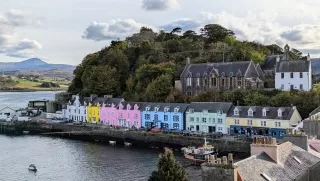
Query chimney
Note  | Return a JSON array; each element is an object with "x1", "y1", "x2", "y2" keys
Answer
[
  {"x1": 251, "y1": 136, "x2": 279, "y2": 163},
  {"x1": 222, "y1": 156, "x2": 228, "y2": 165},
  {"x1": 307, "y1": 53, "x2": 311, "y2": 61},
  {"x1": 228, "y1": 153, "x2": 233, "y2": 165},
  {"x1": 282, "y1": 134, "x2": 308, "y2": 151},
  {"x1": 90, "y1": 94, "x2": 97, "y2": 101},
  {"x1": 276, "y1": 55, "x2": 280, "y2": 62},
  {"x1": 104, "y1": 95, "x2": 113, "y2": 99},
  {"x1": 186, "y1": 57, "x2": 190, "y2": 65}
]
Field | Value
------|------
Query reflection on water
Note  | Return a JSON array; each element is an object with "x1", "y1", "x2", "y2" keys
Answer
[{"x1": 0, "y1": 135, "x2": 162, "y2": 181}]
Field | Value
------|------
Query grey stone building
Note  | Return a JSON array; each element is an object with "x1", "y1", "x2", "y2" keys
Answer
[{"x1": 180, "y1": 60, "x2": 264, "y2": 96}]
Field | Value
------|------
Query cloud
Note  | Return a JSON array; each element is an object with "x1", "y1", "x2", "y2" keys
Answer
[
  {"x1": 281, "y1": 24, "x2": 320, "y2": 44},
  {"x1": 142, "y1": 0, "x2": 179, "y2": 11},
  {"x1": 82, "y1": 19, "x2": 156, "y2": 41},
  {"x1": 160, "y1": 19, "x2": 201, "y2": 31},
  {"x1": 0, "y1": 10, "x2": 42, "y2": 58}
]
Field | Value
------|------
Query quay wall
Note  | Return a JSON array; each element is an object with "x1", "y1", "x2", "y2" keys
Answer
[{"x1": 0, "y1": 122, "x2": 251, "y2": 156}]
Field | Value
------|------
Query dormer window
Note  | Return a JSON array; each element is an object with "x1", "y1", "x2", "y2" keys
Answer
[
  {"x1": 164, "y1": 107, "x2": 169, "y2": 112},
  {"x1": 278, "y1": 109, "x2": 282, "y2": 117},
  {"x1": 218, "y1": 110, "x2": 223, "y2": 114},
  {"x1": 154, "y1": 107, "x2": 159, "y2": 112},
  {"x1": 262, "y1": 110, "x2": 266, "y2": 116},
  {"x1": 248, "y1": 110, "x2": 253, "y2": 116},
  {"x1": 174, "y1": 106, "x2": 180, "y2": 113},
  {"x1": 234, "y1": 110, "x2": 239, "y2": 115},
  {"x1": 146, "y1": 107, "x2": 150, "y2": 111},
  {"x1": 127, "y1": 104, "x2": 130, "y2": 110},
  {"x1": 189, "y1": 109, "x2": 194, "y2": 113}
]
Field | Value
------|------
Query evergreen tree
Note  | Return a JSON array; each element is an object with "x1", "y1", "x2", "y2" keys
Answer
[{"x1": 149, "y1": 148, "x2": 187, "y2": 181}]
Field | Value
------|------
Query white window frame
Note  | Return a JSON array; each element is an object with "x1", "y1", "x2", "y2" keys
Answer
[
  {"x1": 234, "y1": 110, "x2": 239, "y2": 116},
  {"x1": 248, "y1": 110, "x2": 253, "y2": 116}
]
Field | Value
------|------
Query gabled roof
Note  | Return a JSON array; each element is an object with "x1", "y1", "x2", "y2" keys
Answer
[
  {"x1": 0, "y1": 106, "x2": 16, "y2": 112},
  {"x1": 118, "y1": 102, "x2": 145, "y2": 110},
  {"x1": 235, "y1": 142, "x2": 320, "y2": 181},
  {"x1": 141, "y1": 103, "x2": 189, "y2": 113},
  {"x1": 187, "y1": 102, "x2": 233, "y2": 113},
  {"x1": 228, "y1": 106, "x2": 296, "y2": 120},
  {"x1": 181, "y1": 61, "x2": 256, "y2": 78},
  {"x1": 276, "y1": 60, "x2": 310, "y2": 72},
  {"x1": 261, "y1": 54, "x2": 285, "y2": 71}
]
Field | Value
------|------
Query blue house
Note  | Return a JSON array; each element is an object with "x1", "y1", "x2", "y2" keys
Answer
[{"x1": 141, "y1": 103, "x2": 189, "y2": 130}]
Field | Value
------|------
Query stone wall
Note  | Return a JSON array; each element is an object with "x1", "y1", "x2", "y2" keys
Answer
[
  {"x1": 201, "y1": 164, "x2": 237, "y2": 181},
  {"x1": 282, "y1": 134, "x2": 308, "y2": 151},
  {"x1": 303, "y1": 120, "x2": 320, "y2": 138}
]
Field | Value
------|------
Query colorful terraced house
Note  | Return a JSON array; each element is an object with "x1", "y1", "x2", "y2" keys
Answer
[{"x1": 226, "y1": 106, "x2": 302, "y2": 139}]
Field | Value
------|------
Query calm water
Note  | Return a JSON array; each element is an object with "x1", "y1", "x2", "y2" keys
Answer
[
  {"x1": 0, "y1": 92, "x2": 185, "y2": 181},
  {"x1": 0, "y1": 91, "x2": 59, "y2": 109},
  {"x1": 0, "y1": 135, "x2": 161, "y2": 181}
]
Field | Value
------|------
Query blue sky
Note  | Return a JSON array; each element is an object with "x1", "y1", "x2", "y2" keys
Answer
[{"x1": 0, "y1": 0, "x2": 320, "y2": 65}]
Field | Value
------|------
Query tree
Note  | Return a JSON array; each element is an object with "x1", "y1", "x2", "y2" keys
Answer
[
  {"x1": 170, "y1": 27, "x2": 182, "y2": 35},
  {"x1": 149, "y1": 148, "x2": 187, "y2": 181},
  {"x1": 200, "y1": 24, "x2": 234, "y2": 45},
  {"x1": 145, "y1": 74, "x2": 173, "y2": 102}
]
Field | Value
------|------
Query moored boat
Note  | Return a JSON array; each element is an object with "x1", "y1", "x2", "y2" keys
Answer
[
  {"x1": 182, "y1": 138, "x2": 217, "y2": 165},
  {"x1": 28, "y1": 164, "x2": 37, "y2": 172}
]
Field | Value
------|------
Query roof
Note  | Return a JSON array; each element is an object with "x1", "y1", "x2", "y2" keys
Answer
[
  {"x1": 118, "y1": 102, "x2": 145, "y2": 110},
  {"x1": 104, "y1": 98, "x2": 124, "y2": 106},
  {"x1": 0, "y1": 106, "x2": 16, "y2": 112},
  {"x1": 235, "y1": 142, "x2": 320, "y2": 181},
  {"x1": 227, "y1": 106, "x2": 296, "y2": 120},
  {"x1": 261, "y1": 54, "x2": 285, "y2": 71},
  {"x1": 181, "y1": 61, "x2": 257, "y2": 78},
  {"x1": 276, "y1": 60, "x2": 310, "y2": 72},
  {"x1": 141, "y1": 102, "x2": 189, "y2": 113},
  {"x1": 187, "y1": 102, "x2": 233, "y2": 113}
]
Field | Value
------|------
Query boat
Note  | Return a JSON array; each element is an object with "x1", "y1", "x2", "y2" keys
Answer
[
  {"x1": 124, "y1": 142, "x2": 132, "y2": 146},
  {"x1": 109, "y1": 141, "x2": 116, "y2": 145},
  {"x1": 28, "y1": 164, "x2": 37, "y2": 172},
  {"x1": 22, "y1": 131, "x2": 30, "y2": 134},
  {"x1": 182, "y1": 138, "x2": 217, "y2": 165}
]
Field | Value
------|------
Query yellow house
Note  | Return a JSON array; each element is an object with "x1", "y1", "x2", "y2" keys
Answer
[
  {"x1": 226, "y1": 106, "x2": 301, "y2": 139},
  {"x1": 87, "y1": 102, "x2": 101, "y2": 123}
]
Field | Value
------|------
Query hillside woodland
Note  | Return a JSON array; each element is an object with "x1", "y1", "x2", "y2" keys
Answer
[{"x1": 68, "y1": 24, "x2": 317, "y2": 118}]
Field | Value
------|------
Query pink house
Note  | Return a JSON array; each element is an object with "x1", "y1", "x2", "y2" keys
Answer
[{"x1": 100, "y1": 102, "x2": 144, "y2": 128}]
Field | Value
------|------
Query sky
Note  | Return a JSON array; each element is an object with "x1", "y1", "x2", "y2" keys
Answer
[{"x1": 0, "y1": 0, "x2": 320, "y2": 65}]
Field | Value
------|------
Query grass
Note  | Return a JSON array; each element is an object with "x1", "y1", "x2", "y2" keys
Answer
[{"x1": 12, "y1": 78, "x2": 69, "y2": 91}]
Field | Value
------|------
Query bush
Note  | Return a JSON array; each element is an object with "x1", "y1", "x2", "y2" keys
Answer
[{"x1": 40, "y1": 82, "x2": 60, "y2": 88}]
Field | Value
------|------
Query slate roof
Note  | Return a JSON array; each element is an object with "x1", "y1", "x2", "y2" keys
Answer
[
  {"x1": 118, "y1": 102, "x2": 145, "y2": 110},
  {"x1": 275, "y1": 60, "x2": 310, "y2": 72},
  {"x1": 187, "y1": 102, "x2": 233, "y2": 113},
  {"x1": 104, "y1": 98, "x2": 124, "y2": 106},
  {"x1": 141, "y1": 103, "x2": 189, "y2": 113},
  {"x1": 235, "y1": 142, "x2": 320, "y2": 181},
  {"x1": 180, "y1": 61, "x2": 255, "y2": 78},
  {"x1": 227, "y1": 106, "x2": 296, "y2": 120},
  {"x1": 261, "y1": 54, "x2": 284, "y2": 71}
]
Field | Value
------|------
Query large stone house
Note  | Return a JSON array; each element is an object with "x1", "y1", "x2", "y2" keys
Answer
[{"x1": 180, "y1": 60, "x2": 264, "y2": 96}]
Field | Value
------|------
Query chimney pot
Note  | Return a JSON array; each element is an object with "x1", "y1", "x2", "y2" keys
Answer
[
  {"x1": 276, "y1": 55, "x2": 280, "y2": 62},
  {"x1": 222, "y1": 156, "x2": 228, "y2": 165},
  {"x1": 217, "y1": 158, "x2": 222, "y2": 164}
]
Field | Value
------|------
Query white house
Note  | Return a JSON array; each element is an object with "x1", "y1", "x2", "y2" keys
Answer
[
  {"x1": 0, "y1": 106, "x2": 16, "y2": 121},
  {"x1": 275, "y1": 44, "x2": 312, "y2": 91},
  {"x1": 65, "y1": 95, "x2": 87, "y2": 123}
]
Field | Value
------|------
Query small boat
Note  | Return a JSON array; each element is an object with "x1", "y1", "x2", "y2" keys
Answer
[
  {"x1": 124, "y1": 142, "x2": 132, "y2": 146},
  {"x1": 28, "y1": 164, "x2": 37, "y2": 172},
  {"x1": 182, "y1": 138, "x2": 217, "y2": 165},
  {"x1": 109, "y1": 141, "x2": 116, "y2": 145},
  {"x1": 22, "y1": 131, "x2": 30, "y2": 134}
]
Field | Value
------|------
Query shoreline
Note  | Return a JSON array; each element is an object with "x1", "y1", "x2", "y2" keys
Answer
[{"x1": 0, "y1": 89, "x2": 67, "y2": 92}]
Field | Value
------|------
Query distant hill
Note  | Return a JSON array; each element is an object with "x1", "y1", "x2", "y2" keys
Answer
[
  {"x1": 0, "y1": 58, "x2": 76, "y2": 71},
  {"x1": 312, "y1": 59, "x2": 320, "y2": 75}
]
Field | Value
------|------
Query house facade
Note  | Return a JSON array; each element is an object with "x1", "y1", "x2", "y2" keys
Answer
[
  {"x1": 180, "y1": 60, "x2": 264, "y2": 96},
  {"x1": 275, "y1": 44, "x2": 312, "y2": 91},
  {"x1": 141, "y1": 103, "x2": 189, "y2": 130},
  {"x1": 226, "y1": 105, "x2": 302, "y2": 139},
  {"x1": 185, "y1": 102, "x2": 233, "y2": 134},
  {"x1": 65, "y1": 95, "x2": 87, "y2": 123}
]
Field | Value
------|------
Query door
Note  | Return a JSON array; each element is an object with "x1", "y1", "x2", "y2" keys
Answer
[
  {"x1": 290, "y1": 85, "x2": 294, "y2": 90},
  {"x1": 196, "y1": 125, "x2": 199, "y2": 131},
  {"x1": 208, "y1": 126, "x2": 215, "y2": 133}
]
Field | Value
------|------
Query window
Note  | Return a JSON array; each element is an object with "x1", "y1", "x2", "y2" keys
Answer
[
  {"x1": 173, "y1": 115, "x2": 179, "y2": 122},
  {"x1": 300, "y1": 84, "x2": 303, "y2": 90},
  {"x1": 187, "y1": 77, "x2": 192, "y2": 86},
  {"x1": 204, "y1": 78, "x2": 208, "y2": 86},
  {"x1": 237, "y1": 77, "x2": 242, "y2": 86},
  {"x1": 218, "y1": 119, "x2": 222, "y2": 124},
  {"x1": 213, "y1": 78, "x2": 217, "y2": 86},
  {"x1": 174, "y1": 107, "x2": 179, "y2": 112},
  {"x1": 164, "y1": 115, "x2": 168, "y2": 121},
  {"x1": 196, "y1": 118, "x2": 199, "y2": 123},
  {"x1": 262, "y1": 110, "x2": 266, "y2": 117},
  {"x1": 248, "y1": 110, "x2": 253, "y2": 116},
  {"x1": 281, "y1": 73, "x2": 284, "y2": 79},
  {"x1": 127, "y1": 113, "x2": 130, "y2": 118},
  {"x1": 146, "y1": 107, "x2": 150, "y2": 111},
  {"x1": 218, "y1": 110, "x2": 223, "y2": 115},
  {"x1": 278, "y1": 110, "x2": 282, "y2": 117},
  {"x1": 234, "y1": 119, "x2": 239, "y2": 124},
  {"x1": 300, "y1": 72, "x2": 303, "y2": 78},
  {"x1": 222, "y1": 78, "x2": 225, "y2": 86},
  {"x1": 212, "y1": 118, "x2": 215, "y2": 123},
  {"x1": 154, "y1": 114, "x2": 158, "y2": 121},
  {"x1": 197, "y1": 77, "x2": 200, "y2": 86},
  {"x1": 145, "y1": 114, "x2": 150, "y2": 120},
  {"x1": 189, "y1": 109, "x2": 194, "y2": 113},
  {"x1": 234, "y1": 110, "x2": 239, "y2": 116},
  {"x1": 281, "y1": 84, "x2": 284, "y2": 89},
  {"x1": 247, "y1": 120, "x2": 252, "y2": 126},
  {"x1": 134, "y1": 114, "x2": 138, "y2": 119},
  {"x1": 261, "y1": 121, "x2": 266, "y2": 127},
  {"x1": 218, "y1": 127, "x2": 223, "y2": 131},
  {"x1": 74, "y1": 109, "x2": 76, "y2": 113},
  {"x1": 173, "y1": 123, "x2": 179, "y2": 129},
  {"x1": 154, "y1": 107, "x2": 159, "y2": 112},
  {"x1": 202, "y1": 118, "x2": 207, "y2": 123},
  {"x1": 119, "y1": 113, "x2": 123, "y2": 118},
  {"x1": 275, "y1": 122, "x2": 281, "y2": 127},
  {"x1": 290, "y1": 72, "x2": 294, "y2": 78},
  {"x1": 164, "y1": 107, "x2": 169, "y2": 112},
  {"x1": 189, "y1": 117, "x2": 194, "y2": 122},
  {"x1": 209, "y1": 118, "x2": 211, "y2": 123},
  {"x1": 230, "y1": 77, "x2": 233, "y2": 86}
]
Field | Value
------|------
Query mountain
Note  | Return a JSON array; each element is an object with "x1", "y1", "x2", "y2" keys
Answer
[
  {"x1": 312, "y1": 58, "x2": 320, "y2": 75},
  {"x1": 0, "y1": 58, "x2": 76, "y2": 71}
]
